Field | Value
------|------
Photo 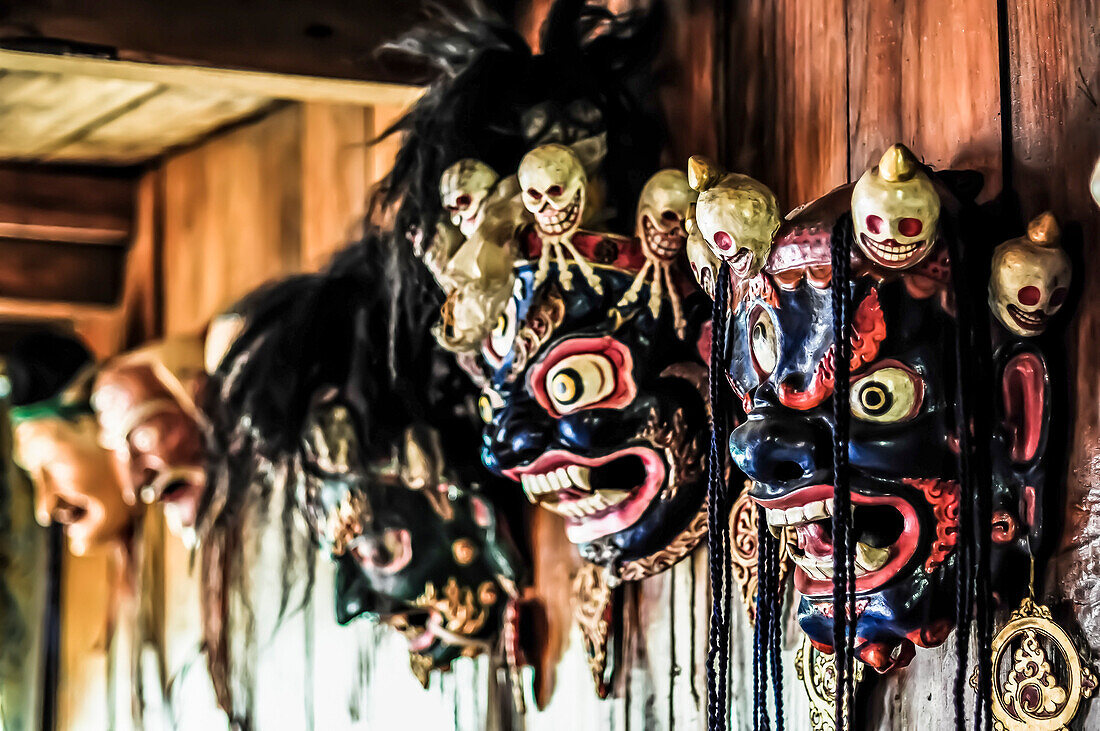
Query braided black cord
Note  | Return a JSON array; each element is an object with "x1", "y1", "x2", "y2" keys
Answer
[
  {"x1": 767, "y1": 530, "x2": 785, "y2": 731},
  {"x1": 755, "y1": 503, "x2": 771, "y2": 731},
  {"x1": 830, "y1": 214, "x2": 854, "y2": 727},
  {"x1": 707, "y1": 262, "x2": 732, "y2": 731}
]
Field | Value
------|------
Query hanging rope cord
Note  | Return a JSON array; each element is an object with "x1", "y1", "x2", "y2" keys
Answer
[
  {"x1": 941, "y1": 208, "x2": 996, "y2": 731},
  {"x1": 707, "y1": 261, "x2": 734, "y2": 731},
  {"x1": 829, "y1": 214, "x2": 857, "y2": 728}
]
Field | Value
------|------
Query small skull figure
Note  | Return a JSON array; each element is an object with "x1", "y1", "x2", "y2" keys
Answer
[
  {"x1": 688, "y1": 156, "x2": 780, "y2": 280},
  {"x1": 851, "y1": 144, "x2": 941, "y2": 269},
  {"x1": 518, "y1": 144, "x2": 601, "y2": 292},
  {"x1": 989, "y1": 211, "x2": 1071, "y2": 337},
  {"x1": 440, "y1": 159, "x2": 501, "y2": 237},
  {"x1": 616, "y1": 169, "x2": 698, "y2": 335}
]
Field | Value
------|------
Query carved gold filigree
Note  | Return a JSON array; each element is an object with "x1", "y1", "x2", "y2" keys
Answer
[
  {"x1": 795, "y1": 634, "x2": 865, "y2": 731},
  {"x1": 729, "y1": 481, "x2": 794, "y2": 622},
  {"x1": 983, "y1": 596, "x2": 1097, "y2": 731},
  {"x1": 409, "y1": 652, "x2": 434, "y2": 689},
  {"x1": 509, "y1": 284, "x2": 566, "y2": 378},
  {"x1": 640, "y1": 405, "x2": 706, "y2": 502},
  {"x1": 415, "y1": 577, "x2": 491, "y2": 639},
  {"x1": 329, "y1": 489, "x2": 370, "y2": 557},
  {"x1": 573, "y1": 563, "x2": 615, "y2": 699},
  {"x1": 618, "y1": 501, "x2": 708, "y2": 582}
]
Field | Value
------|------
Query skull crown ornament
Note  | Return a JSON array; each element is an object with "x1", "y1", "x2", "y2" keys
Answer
[
  {"x1": 440, "y1": 159, "x2": 501, "y2": 237},
  {"x1": 691, "y1": 146, "x2": 1066, "y2": 674},
  {"x1": 988, "y1": 212, "x2": 1072, "y2": 337}
]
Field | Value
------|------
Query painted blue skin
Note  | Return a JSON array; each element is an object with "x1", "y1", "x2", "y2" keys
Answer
[{"x1": 480, "y1": 260, "x2": 711, "y2": 565}]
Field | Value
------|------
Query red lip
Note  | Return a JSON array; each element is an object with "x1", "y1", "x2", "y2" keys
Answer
[
  {"x1": 503, "y1": 447, "x2": 666, "y2": 544},
  {"x1": 752, "y1": 483, "x2": 921, "y2": 597}
]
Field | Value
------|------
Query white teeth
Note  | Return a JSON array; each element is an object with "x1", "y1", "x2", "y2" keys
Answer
[
  {"x1": 789, "y1": 541, "x2": 891, "y2": 581},
  {"x1": 546, "y1": 470, "x2": 562, "y2": 491},
  {"x1": 764, "y1": 499, "x2": 835, "y2": 528},
  {"x1": 517, "y1": 463, "x2": 620, "y2": 518},
  {"x1": 566, "y1": 465, "x2": 591, "y2": 490},
  {"x1": 521, "y1": 475, "x2": 537, "y2": 503}
]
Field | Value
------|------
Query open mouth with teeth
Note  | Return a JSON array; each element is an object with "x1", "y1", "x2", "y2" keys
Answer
[
  {"x1": 753, "y1": 484, "x2": 920, "y2": 597},
  {"x1": 389, "y1": 609, "x2": 440, "y2": 654},
  {"x1": 536, "y1": 190, "x2": 582, "y2": 236},
  {"x1": 1006, "y1": 304, "x2": 1048, "y2": 331},
  {"x1": 642, "y1": 216, "x2": 685, "y2": 260},
  {"x1": 859, "y1": 233, "x2": 929, "y2": 266},
  {"x1": 503, "y1": 446, "x2": 666, "y2": 544}
]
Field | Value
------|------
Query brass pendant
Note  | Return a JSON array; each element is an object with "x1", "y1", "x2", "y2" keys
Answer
[
  {"x1": 795, "y1": 634, "x2": 865, "y2": 731},
  {"x1": 730, "y1": 481, "x2": 794, "y2": 622},
  {"x1": 987, "y1": 596, "x2": 1097, "y2": 731},
  {"x1": 573, "y1": 562, "x2": 616, "y2": 699}
]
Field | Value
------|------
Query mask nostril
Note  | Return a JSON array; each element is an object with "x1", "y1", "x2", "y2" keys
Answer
[{"x1": 773, "y1": 461, "x2": 805, "y2": 483}]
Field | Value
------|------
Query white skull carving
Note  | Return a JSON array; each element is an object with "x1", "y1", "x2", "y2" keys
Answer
[
  {"x1": 685, "y1": 225, "x2": 720, "y2": 298},
  {"x1": 637, "y1": 169, "x2": 697, "y2": 261},
  {"x1": 518, "y1": 144, "x2": 586, "y2": 238},
  {"x1": 691, "y1": 160, "x2": 780, "y2": 280},
  {"x1": 851, "y1": 144, "x2": 941, "y2": 270},
  {"x1": 440, "y1": 159, "x2": 500, "y2": 237},
  {"x1": 989, "y1": 212, "x2": 1071, "y2": 337}
]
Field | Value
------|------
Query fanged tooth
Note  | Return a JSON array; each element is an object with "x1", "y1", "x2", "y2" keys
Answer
[
  {"x1": 803, "y1": 500, "x2": 828, "y2": 520},
  {"x1": 597, "y1": 489, "x2": 631, "y2": 506},
  {"x1": 769, "y1": 524, "x2": 782, "y2": 539},
  {"x1": 567, "y1": 465, "x2": 591, "y2": 490},
  {"x1": 854, "y1": 542, "x2": 890, "y2": 572}
]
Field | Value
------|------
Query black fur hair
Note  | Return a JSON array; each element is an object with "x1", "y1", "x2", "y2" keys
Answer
[{"x1": 375, "y1": 0, "x2": 666, "y2": 241}]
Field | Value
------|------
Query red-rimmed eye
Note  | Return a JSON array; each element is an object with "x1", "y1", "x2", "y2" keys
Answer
[
  {"x1": 527, "y1": 337, "x2": 636, "y2": 417},
  {"x1": 866, "y1": 215, "x2": 884, "y2": 235},
  {"x1": 713, "y1": 230, "x2": 733, "y2": 251},
  {"x1": 1017, "y1": 285, "x2": 1041, "y2": 306},
  {"x1": 455, "y1": 194, "x2": 472, "y2": 210},
  {"x1": 898, "y1": 217, "x2": 923, "y2": 237},
  {"x1": 850, "y1": 360, "x2": 924, "y2": 424}
]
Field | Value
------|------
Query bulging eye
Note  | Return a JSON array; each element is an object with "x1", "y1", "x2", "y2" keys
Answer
[
  {"x1": 898, "y1": 217, "x2": 923, "y2": 237},
  {"x1": 850, "y1": 365, "x2": 923, "y2": 423},
  {"x1": 545, "y1": 354, "x2": 616, "y2": 413},
  {"x1": 866, "y1": 215, "x2": 884, "y2": 235},
  {"x1": 749, "y1": 309, "x2": 779, "y2": 378}
]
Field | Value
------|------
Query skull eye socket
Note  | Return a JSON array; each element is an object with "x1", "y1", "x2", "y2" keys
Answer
[
  {"x1": 546, "y1": 185, "x2": 564, "y2": 198},
  {"x1": 713, "y1": 230, "x2": 734, "y2": 252},
  {"x1": 850, "y1": 365, "x2": 923, "y2": 423},
  {"x1": 749, "y1": 308, "x2": 779, "y2": 378},
  {"x1": 456, "y1": 194, "x2": 472, "y2": 210},
  {"x1": 1017, "y1": 285, "x2": 1041, "y2": 306},
  {"x1": 1050, "y1": 287, "x2": 1068, "y2": 307},
  {"x1": 898, "y1": 217, "x2": 923, "y2": 237},
  {"x1": 661, "y1": 209, "x2": 679, "y2": 223},
  {"x1": 526, "y1": 188, "x2": 543, "y2": 201},
  {"x1": 866, "y1": 215, "x2": 884, "y2": 235},
  {"x1": 546, "y1": 354, "x2": 616, "y2": 413}
]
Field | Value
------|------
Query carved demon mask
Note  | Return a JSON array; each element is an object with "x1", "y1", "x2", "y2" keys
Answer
[
  {"x1": 7, "y1": 333, "x2": 139, "y2": 556},
  {"x1": 719, "y1": 178, "x2": 1049, "y2": 672},
  {"x1": 92, "y1": 337, "x2": 207, "y2": 543},
  {"x1": 474, "y1": 203, "x2": 710, "y2": 578},
  {"x1": 300, "y1": 402, "x2": 523, "y2": 686}
]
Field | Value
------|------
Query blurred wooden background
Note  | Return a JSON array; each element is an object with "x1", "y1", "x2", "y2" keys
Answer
[{"x1": 0, "y1": 0, "x2": 1096, "y2": 728}]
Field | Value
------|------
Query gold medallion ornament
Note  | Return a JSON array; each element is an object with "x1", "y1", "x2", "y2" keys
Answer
[
  {"x1": 795, "y1": 635, "x2": 865, "y2": 731},
  {"x1": 986, "y1": 596, "x2": 1097, "y2": 731},
  {"x1": 730, "y1": 481, "x2": 795, "y2": 622}
]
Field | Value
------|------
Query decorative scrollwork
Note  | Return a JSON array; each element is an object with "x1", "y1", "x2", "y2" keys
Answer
[
  {"x1": 984, "y1": 596, "x2": 1097, "y2": 731},
  {"x1": 573, "y1": 563, "x2": 615, "y2": 699},
  {"x1": 729, "y1": 481, "x2": 794, "y2": 622},
  {"x1": 795, "y1": 634, "x2": 865, "y2": 731}
]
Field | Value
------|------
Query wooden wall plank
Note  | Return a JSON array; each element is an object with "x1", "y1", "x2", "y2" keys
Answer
[
  {"x1": 160, "y1": 105, "x2": 304, "y2": 336},
  {"x1": 846, "y1": 0, "x2": 1003, "y2": 195},
  {"x1": 0, "y1": 238, "x2": 124, "y2": 304},
  {"x1": 0, "y1": 164, "x2": 136, "y2": 236}
]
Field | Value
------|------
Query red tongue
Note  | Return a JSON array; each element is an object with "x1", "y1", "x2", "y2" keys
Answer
[{"x1": 795, "y1": 523, "x2": 833, "y2": 558}]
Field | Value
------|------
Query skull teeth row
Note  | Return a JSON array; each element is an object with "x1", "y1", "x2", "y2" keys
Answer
[
  {"x1": 861, "y1": 234, "x2": 923, "y2": 262},
  {"x1": 536, "y1": 192, "x2": 581, "y2": 235}
]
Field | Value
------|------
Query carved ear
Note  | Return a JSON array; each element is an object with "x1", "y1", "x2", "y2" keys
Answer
[{"x1": 1000, "y1": 350, "x2": 1049, "y2": 464}]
